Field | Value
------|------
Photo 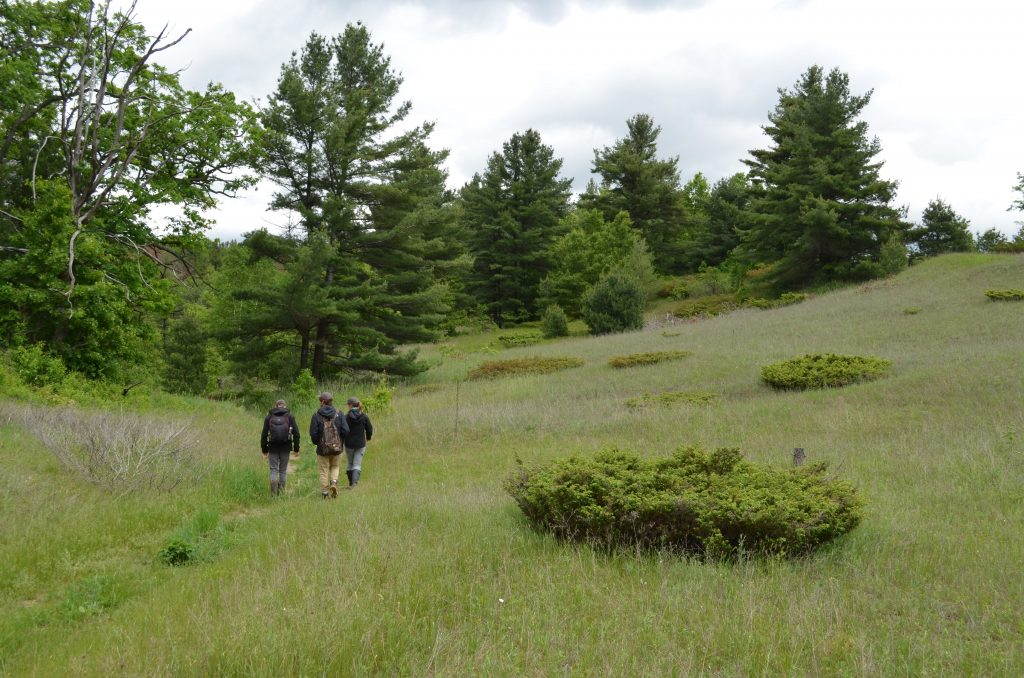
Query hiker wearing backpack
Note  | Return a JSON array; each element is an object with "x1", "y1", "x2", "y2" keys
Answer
[
  {"x1": 343, "y1": 396, "x2": 373, "y2": 488},
  {"x1": 261, "y1": 399, "x2": 300, "y2": 496},
  {"x1": 309, "y1": 392, "x2": 350, "y2": 499}
]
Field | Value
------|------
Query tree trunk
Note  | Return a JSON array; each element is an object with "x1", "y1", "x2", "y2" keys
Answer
[
  {"x1": 311, "y1": 265, "x2": 335, "y2": 379},
  {"x1": 299, "y1": 330, "x2": 310, "y2": 371}
]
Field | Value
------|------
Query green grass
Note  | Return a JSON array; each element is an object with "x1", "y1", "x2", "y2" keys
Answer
[{"x1": 2, "y1": 253, "x2": 1023, "y2": 675}]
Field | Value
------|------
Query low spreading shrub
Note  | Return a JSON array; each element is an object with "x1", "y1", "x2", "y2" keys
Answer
[
  {"x1": 541, "y1": 305, "x2": 570, "y2": 339},
  {"x1": 8, "y1": 402, "x2": 202, "y2": 494},
  {"x1": 656, "y1": 280, "x2": 689, "y2": 300},
  {"x1": 608, "y1": 350, "x2": 691, "y2": 369},
  {"x1": 409, "y1": 383, "x2": 443, "y2": 395},
  {"x1": 159, "y1": 537, "x2": 196, "y2": 566},
  {"x1": 626, "y1": 390, "x2": 717, "y2": 408},
  {"x1": 505, "y1": 447, "x2": 863, "y2": 558},
  {"x1": 746, "y1": 292, "x2": 808, "y2": 310},
  {"x1": 903, "y1": 307, "x2": 923, "y2": 315},
  {"x1": 761, "y1": 353, "x2": 891, "y2": 390},
  {"x1": 673, "y1": 294, "x2": 739, "y2": 319},
  {"x1": 985, "y1": 289, "x2": 1024, "y2": 301},
  {"x1": 467, "y1": 356, "x2": 584, "y2": 380},
  {"x1": 497, "y1": 332, "x2": 544, "y2": 348}
]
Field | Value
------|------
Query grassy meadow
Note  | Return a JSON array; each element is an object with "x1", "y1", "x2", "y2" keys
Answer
[{"x1": 1, "y1": 253, "x2": 1023, "y2": 676}]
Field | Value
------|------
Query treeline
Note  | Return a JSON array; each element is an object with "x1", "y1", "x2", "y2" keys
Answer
[{"x1": 1, "y1": 1, "x2": 1023, "y2": 394}]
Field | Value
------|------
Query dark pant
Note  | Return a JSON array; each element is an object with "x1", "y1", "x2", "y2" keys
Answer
[{"x1": 267, "y1": 450, "x2": 290, "y2": 484}]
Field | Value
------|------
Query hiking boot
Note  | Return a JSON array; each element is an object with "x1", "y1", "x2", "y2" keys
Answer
[
  {"x1": 321, "y1": 491, "x2": 330, "y2": 499},
  {"x1": 346, "y1": 470, "x2": 354, "y2": 486},
  {"x1": 329, "y1": 484, "x2": 338, "y2": 499}
]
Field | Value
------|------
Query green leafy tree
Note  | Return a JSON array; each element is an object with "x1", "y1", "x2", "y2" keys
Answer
[
  {"x1": 1012, "y1": 172, "x2": 1024, "y2": 217},
  {"x1": 256, "y1": 26, "x2": 463, "y2": 377},
  {"x1": 580, "y1": 114, "x2": 695, "y2": 273},
  {"x1": 678, "y1": 173, "x2": 750, "y2": 270},
  {"x1": 908, "y1": 198, "x2": 974, "y2": 260},
  {"x1": 740, "y1": 66, "x2": 908, "y2": 289},
  {"x1": 975, "y1": 228, "x2": 1008, "y2": 252},
  {"x1": 0, "y1": 0, "x2": 254, "y2": 377},
  {"x1": 538, "y1": 209, "x2": 655, "y2": 316},
  {"x1": 460, "y1": 129, "x2": 572, "y2": 326},
  {"x1": 582, "y1": 273, "x2": 645, "y2": 335}
]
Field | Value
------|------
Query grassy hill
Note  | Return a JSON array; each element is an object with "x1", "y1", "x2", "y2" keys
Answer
[{"x1": 2, "y1": 253, "x2": 1022, "y2": 675}]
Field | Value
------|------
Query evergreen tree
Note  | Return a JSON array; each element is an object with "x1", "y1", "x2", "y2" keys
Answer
[
  {"x1": 580, "y1": 114, "x2": 693, "y2": 273},
  {"x1": 975, "y1": 228, "x2": 1008, "y2": 252},
  {"x1": 908, "y1": 198, "x2": 974, "y2": 259},
  {"x1": 740, "y1": 66, "x2": 908, "y2": 289},
  {"x1": 460, "y1": 129, "x2": 572, "y2": 327},
  {"x1": 1012, "y1": 172, "x2": 1024, "y2": 219},
  {"x1": 678, "y1": 173, "x2": 750, "y2": 270},
  {"x1": 582, "y1": 273, "x2": 645, "y2": 335},
  {"x1": 256, "y1": 25, "x2": 463, "y2": 377},
  {"x1": 162, "y1": 316, "x2": 208, "y2": 394}
]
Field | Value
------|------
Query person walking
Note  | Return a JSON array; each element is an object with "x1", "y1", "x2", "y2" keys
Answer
[
  {"x1": 309, "y1": 392, "x2": 349, "y2": 499},
  {"x1": 261, "y1": 399, "x2": 300, "y2": 496},
  {"x1": 343, "y1": 396, "x2": 373, "y2": 488}
]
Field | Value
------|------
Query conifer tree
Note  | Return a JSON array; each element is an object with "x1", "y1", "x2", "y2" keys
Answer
[
  {"x1": 460, "y1": 129, "x2": 572, "y2": 326},
  {"x1": 908, "y1": 198, "x2": 975, "y2": 259},
  {"x1": 580, "y1": 114, "x2": 693, "y2": 273},
  {"x1": 741, "y1": 66, "x2": 908, "y2": 289}
]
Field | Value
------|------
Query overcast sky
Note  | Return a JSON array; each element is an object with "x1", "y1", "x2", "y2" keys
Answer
[{"x1": 135, "y1": 0, "x2": 1024, "y2": 240}]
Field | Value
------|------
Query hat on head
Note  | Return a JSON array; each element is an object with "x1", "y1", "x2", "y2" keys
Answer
[
  {"x1": 318, "y1": 392, "x2": 333, "y2": 403},
  {"x1": 347, "y1": 396, "x2": 360, "y2": 406}
]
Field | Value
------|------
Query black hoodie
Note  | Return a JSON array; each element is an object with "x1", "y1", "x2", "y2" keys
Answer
[
  {"x1": 344, "y1": 408, "x2": 373, "y2": 449},
  {"x1": 309, "y1": 404, "x2": 350, "y2": 455},
  {"x1": 261, "y1": 407, "x2": 300, "y2": 453}
]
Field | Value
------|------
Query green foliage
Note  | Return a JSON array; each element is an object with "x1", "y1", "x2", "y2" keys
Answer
[
  {"x1": 497, "y1": 332, "x2": 544, "y2": 348},
  {"x1": 9, "y1": 343, "x2": 66, "y2": 387},
  {"x1": 59, "y1": 574, "x2": 126, "y2": 622},
  {"x1": 608, "y1": 351, "x2": 690, "y2": 369},
  {"x1": 984, "y1": 289, "x2": 1024, "y2": 301},
  {"x1": 740, "y1": 66, "x2": 908, "y2": 289},
  {"x1": 578, "y1": 114, "x2": 697, "y2": 273},
  {"x1": 161, "y1": 316, "x2": 208, "y2": 394},
  {"x1": 745, "y1": 292, "x2": 807, "y2": 310},
  {"x1": 909, "y1": 199, "x2": 975, "y2": 260},
  {"x1": 625, "y1": 391, "x2": 717, "y2": 408},
  {"x1": 467, "y1": 356, "x2": 584, "y2": 380},
  {"x1": 505, "y1": 447, "x2": 863, "y2": 558},
  {"x1": 582, "y1": 273, "x2": 645, "y2": 335},
  {"x1": 761, "y1": 353, "x2": 891, "y2": 389},
  {"x1": 975, "y1": 228, "x2": 1009, "y2": 253},
  {"x1": 460, "y1": 129, "x2": 573, "y2": 326},
  {"x1": 362, "y1": 373, "x2": 395, "y2": 414},
  {"x1": 158, "y1": 537, "x2": 197, "y2": 567},
  {"x1": 878, "y1": 232, "x2": 909, "y2": 275},
  {"x1": 676, "y1": 173, "x2": 751, "y2": 272},
  {"x1": 656, "y1": 280, "x2": 689, "y2": 299},
  {"x1": 903, "y1": 307, "x2": 923, "y2": 315},
  {"x1": 290, "y1": 368, "x2": 317, "y2": 409},
  {"x1": 673, "y1": 294, "x2": 740, "y2": 319},
  {"x1": 540, "y1": 305, "x2": 570, "y2": 339},
  {"x1": 539, "y1": 210, "x2": 657, "y2": 316}
]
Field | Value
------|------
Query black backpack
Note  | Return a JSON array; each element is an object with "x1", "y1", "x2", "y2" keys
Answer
[{"x1": 268, "y1": 412, "x2": 291, "y2": 444}]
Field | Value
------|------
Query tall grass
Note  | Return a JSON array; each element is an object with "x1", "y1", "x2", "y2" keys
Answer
[{"x1": 1, "y1": 254, "x2": 1022, "y2": 675}]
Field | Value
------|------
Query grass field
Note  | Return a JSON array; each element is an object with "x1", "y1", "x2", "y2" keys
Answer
[{"x1": 1, "y1": 253, "x2": 1022, "y2": 676}]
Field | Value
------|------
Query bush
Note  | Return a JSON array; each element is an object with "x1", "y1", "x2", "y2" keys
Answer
[
  {"x1": 582, "y1": 273, "x2": 645, "y2": 335},
  {"x1": 903, "y1": 307, "x2": 922, "y2": 315},
  {"x1": 362, "y1": 373, "x2": 394, "y2": 414},
  {"x1": 8, "y1": 402, "x2": 202, "y2": 494},
  {"x1": 761, "y1": 353, "x2": 891, "y2": 390},
  {"x1": 505, "y1": 447, "x2": 863, "y2": 558},
  {"x1": 468, "y1": 356, "x2": 584, "y2": 380},
  {"x1": 497, "y1": 332, "x2": 544, "y2": 348},
  {"x1": 985, "y1": 289, "x2": 1024, "y2": 301},
  {"x1": 540, "y1": 305, "x2": 570, "y2": 338},
  {"x1": 625, "y1": 391, "x2": 717, "y2": 408},
  {"x1": 608, "y1": 351, "x2": 691, "y2": 369},
  {"x1": 673, "y1": 294, "x2": 739, "y2": 319},
  {"x1": 159, "y1": 537, "x2": 196, "y2": 566},
  {"x1": 9, "y1": 343, "x2": 67, "y2": 387},
  {"x1": 656, "y1": 280, "x2": 688, "y2": 300},
  {"x1": 746, "y1": 292, "x2": 807, "y2": 310},
  {"x1": 290, "y1": 368, "x2": 317, "y2": 408}
]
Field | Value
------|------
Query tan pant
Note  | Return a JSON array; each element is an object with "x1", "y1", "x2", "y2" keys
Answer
[{"x1": 317, "y1": 454, "x2": 342, "y2": 492}]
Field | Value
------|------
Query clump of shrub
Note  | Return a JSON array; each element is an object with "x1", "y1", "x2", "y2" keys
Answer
[
  {"x1": 159, "y1": 536, "x2": 197, "y2": 566},
  {"x1": 761, "y1": 353, "x2": 891, "y2": 390},
  {"x1": 582, "y1": 273, "x2": 645, "y2": 335},
  {"x1": 673, "y1": 294, "x2": 739, "y2": 319},
  {"x1": 505, "y1": 447, "x2": 863, "y2": 559},
  {"x1": 608, "y1": 350, "x2": 691, "y2": 369},
  {"x1": 656, "y1": 280, "x2": 688, "y2": 300},
  {"x1": 541, "y1": 305, "x2": 570, "y2": 338},
  {"x1": 468, "y1": 356, "x2": 584, "y2": 380},
  {"x1": 626, "y1": 391, "x2": 717, "y2": 408},
  {"x1": 985, "y1": 289, "x2": 1024, "y2": 301},
  {"x1": 746, "y1": 292, "x2": 807, "y2": 310},
  {"x1": 903, "y1": 307, "x2": 922, "y2": 315},
  {"x1": 410, "y1": 383, "x2": 443, "y2": 396},
  {"x1": 9, "y1": 343, "x2": 67, "y2": 387},
  {"x1": 497, "y1": 332, "x2": 544, "y2": 348}
]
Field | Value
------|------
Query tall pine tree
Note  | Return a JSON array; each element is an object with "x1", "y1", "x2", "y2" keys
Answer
[
  {"x1": 580, "y1": 114, "x2": 694, "y2": 274},
  {"x1": 460, "y1": 129, "x2": 572, "y2": 327},
  {"x1": 908, "y1": 198, "x2": 974, "y2": 259},
  {"x1": 740, "y1": 66, "x2": 908, "y2": 289}
]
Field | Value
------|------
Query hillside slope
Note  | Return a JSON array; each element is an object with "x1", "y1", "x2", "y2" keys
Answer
[{"x1": 2, "y1": 253, "x2": 1022, "y2": 675}]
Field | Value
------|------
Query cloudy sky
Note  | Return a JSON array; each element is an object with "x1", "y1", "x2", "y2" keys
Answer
[{"x1": 135, "y1": 0, "x2": 1024, "y2": 240}]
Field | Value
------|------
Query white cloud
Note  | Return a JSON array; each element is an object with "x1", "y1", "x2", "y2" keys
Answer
[{"x1": 134, "y1": 0, "x2": 1024, "y2": 239}]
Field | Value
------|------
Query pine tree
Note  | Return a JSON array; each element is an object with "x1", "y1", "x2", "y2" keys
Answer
[
  {"x1": 257, "y1": 25, "x2": 462, "y2": 377},
  {"x1": 908, "y1": 198, "x2": 975, "y2": 259},
  {"x1": 460, "y1": 129, "x2": 572, "y2": 327},
  {"x1": 580, "y1": 114, "x2": 694, "y2": 273},
  {"x1": 678, "y1": 173, "x2": 750, "y2": 270},
  {"x1": 740, "y1": 66, "x2": 908, "y2": 289}
]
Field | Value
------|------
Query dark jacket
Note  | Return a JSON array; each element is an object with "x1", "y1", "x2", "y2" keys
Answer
[
  {"x1": 309, "y1": 404, "x2": 350, "y2": 456},
  {"x1": 261, "y1": 407, "x2": 300, "y2": 453},
  {"x1": 343, "y1": 408, "x2": 373, "y2": 449}
]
